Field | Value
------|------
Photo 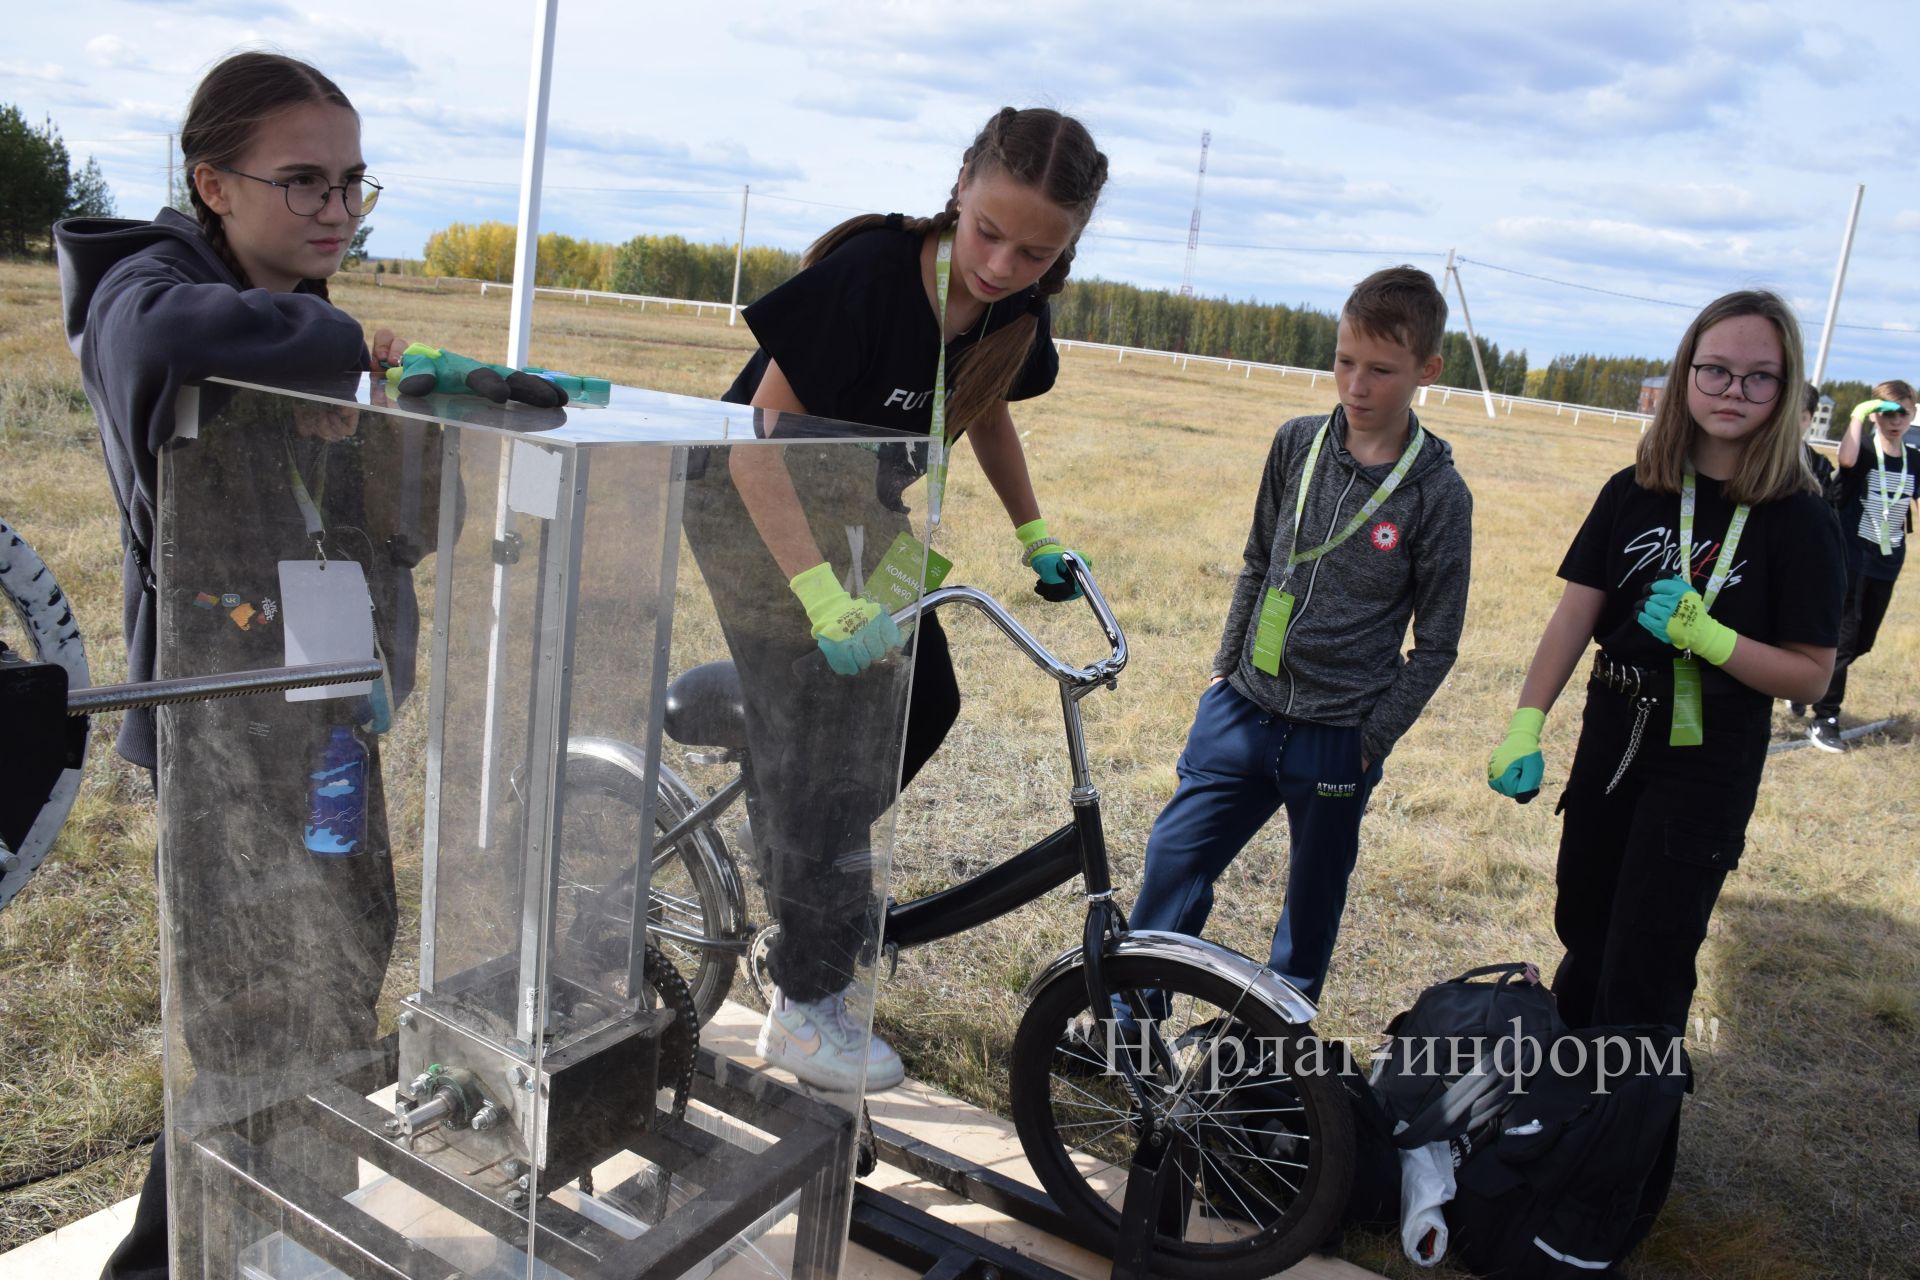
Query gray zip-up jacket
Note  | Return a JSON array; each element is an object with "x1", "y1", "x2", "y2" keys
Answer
[
  {"x1": 55, "y1": 209, "x2": 369, "y2": 767},
  {"x1": 1215, "y1": 407, "x2": 1473, "y2": 763}
]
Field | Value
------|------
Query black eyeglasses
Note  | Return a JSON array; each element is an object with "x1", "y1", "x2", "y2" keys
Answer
[
  {"x1": 216, "y1": 166, "x2": 382, "y2": 217},
  {"x1": 1691, "y1": 363, "x2": 1781, "y2": 404}
]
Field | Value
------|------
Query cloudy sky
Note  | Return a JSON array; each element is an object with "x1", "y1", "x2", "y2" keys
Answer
[{"x1": 8, "y1": 0, "x2": 1917, "y2": 381}]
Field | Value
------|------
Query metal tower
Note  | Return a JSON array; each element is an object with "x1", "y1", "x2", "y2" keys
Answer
[{"x1": 1179, "y1": 130, "x2": 1210, "y2": 297}]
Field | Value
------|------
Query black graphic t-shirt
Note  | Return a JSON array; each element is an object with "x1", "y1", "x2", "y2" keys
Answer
[
  {"x1": 1835, "y1": 438, "x2": 1920, "y2": 581},
  {"x1": 1559, "y1": 465, "x2": 1845, "y2": 701},
  {"x1": 722, "y1": 225, "x2": 1058, "y2": 436}
]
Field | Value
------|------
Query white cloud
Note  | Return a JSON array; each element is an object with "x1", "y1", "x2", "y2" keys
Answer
[{"x1": 85, "y1": 35, "x2": 150, "y2": 71}]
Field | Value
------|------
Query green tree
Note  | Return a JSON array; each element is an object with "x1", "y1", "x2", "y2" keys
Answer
[
  {"x1": 65, "y1": 155, "x2": 116, "y2": 219},
  {"x1": 0, "y1": 104, "x2": 72, "y2": 255},
  {"x1": 344, "y1": 224, "x2": 372, "y2": 268}
]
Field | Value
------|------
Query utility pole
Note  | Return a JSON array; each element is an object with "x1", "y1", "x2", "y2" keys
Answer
[
  {"x1": 1179, "y1": 131, "x2": 1210, "y2": 298},
  {"x1": 730, "y1": 185, "x2": 750, "y2": 326},
  {"x1": 1810, "y1": 184, "x2": 1865, "y2": 390},
  {"x1": 1442, "y1": 249, "x2": 1497, "y2": 419}
]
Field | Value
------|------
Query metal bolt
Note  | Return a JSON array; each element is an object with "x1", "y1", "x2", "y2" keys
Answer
[
  {"x1": 503, "y1": 1159, "x2": 529, "y2": 1180},
  {"x1": 505, "y1": 1189, "x2": 529, "y2": 1210},
  {"x1": 470, "y1": 1103, "x2": 504, "y2": 1132},
  {"x1": 398, "y1": 1011, "x2": 417, "y2": 1030},
  {"x1": 382, "y1": 1118, "x2": 401, "y2": 1135},
  {"x1": 516, "y1": 1174, "x2": 531, "y2": 1191}
]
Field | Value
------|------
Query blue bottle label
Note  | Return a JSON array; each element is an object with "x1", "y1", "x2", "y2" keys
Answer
[{"x1": 305, "y1": 728, "x2": 367, "y2": 856}]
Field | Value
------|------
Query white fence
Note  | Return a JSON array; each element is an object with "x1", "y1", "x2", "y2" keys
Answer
[
  {"x1": 1053, "y1": 338, "x2": 1654, "y2": 428},
  {"x1": 353, "y1": 272, "x2": 1657, "y2": 426}
]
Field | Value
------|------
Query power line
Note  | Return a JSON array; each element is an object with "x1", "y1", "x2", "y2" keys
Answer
[
  {"x1": 1458, "y1": 255, "x2": 1916, "y2": 336},
  {"x1": 1086, "y1": 230, "x2": 1444, "y2": 257}
]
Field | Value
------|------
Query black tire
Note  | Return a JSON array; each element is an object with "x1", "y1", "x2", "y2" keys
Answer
[
  {"x1": 1010, "y1": 955, "x2": 1354, "y2": 1279},
  {"x1": 556, "y1": 753, "x2": 741, "y2": 1026},
  {"x1": 0, "y1": 514, "x2": 90, "y2": 912}
]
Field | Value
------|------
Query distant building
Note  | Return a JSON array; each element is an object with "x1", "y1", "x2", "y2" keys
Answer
[{"x1": 1638, "y1": 375, "x2": 1667, "y2": 415}]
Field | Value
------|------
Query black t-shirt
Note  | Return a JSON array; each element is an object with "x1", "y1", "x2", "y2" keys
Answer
[
  {"x1": 722, "y1": 225, "x2": 1058, "y2": 436},
  {"x1": 1835, "y1": 438, "x2": 1920, "y2": 581},
  {"x1": 1559, "y1": 465, "x2": 1846, "y2": 702}
]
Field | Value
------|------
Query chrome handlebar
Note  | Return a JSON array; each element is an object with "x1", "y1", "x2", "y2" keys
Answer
[{"x1": 901, "y1": 553, "x2": 1127, "y2": 690}]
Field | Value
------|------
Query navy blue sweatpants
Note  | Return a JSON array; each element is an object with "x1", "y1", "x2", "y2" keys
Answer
[{"x1": 1130, "y1": 680, "x2": 1382, "y2": 1004}]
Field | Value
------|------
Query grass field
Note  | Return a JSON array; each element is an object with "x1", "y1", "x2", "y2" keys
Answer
[{"x1": 2, "y1": 260, "x2": 1917, "y2": 1278}]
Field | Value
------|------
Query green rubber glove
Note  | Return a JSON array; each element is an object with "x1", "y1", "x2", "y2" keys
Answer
[
  {"x1": 789, "y1": 562, "x2": 903, "y2": 675},
  {"x1": 1637, "y1": 577, "x2": 1738, "y2": 665},
  {"x1": 386, "y1": 343, "x2": 569, "y2": 408},
  {"x1": 1487, "y1": 707, "x2": 1546, "y2": 804},
  {"x1": 1015, "y1": 517, "x2": 1087, "y2": 601},
  {"x1": 1850, "y1": 397, "x2": 1904, "y2": 424}
]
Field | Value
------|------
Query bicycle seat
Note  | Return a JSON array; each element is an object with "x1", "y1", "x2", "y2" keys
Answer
[{"x1": 663, "y1": 661, "x2": 747, "y2": 750}]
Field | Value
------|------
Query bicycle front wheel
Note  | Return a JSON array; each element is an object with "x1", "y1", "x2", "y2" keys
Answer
[
  {"x1": 1, "y1": 514, "x2": 90, "y2": 912},
  {"x1": 557, "y1": 752, "x2": 742, "y2": 1026},
  {"x1": 1009, "y1": 954, "x2": 1354, "y2": 1279}
]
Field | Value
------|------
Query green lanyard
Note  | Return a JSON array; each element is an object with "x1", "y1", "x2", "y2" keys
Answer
[
  {"x1": 1872, "y1": 436, "x2": 1907, "y2": 556},
  {"x1": 925, "y1": 230, "x2": 954, "y2": 531},
  {"x1": 1250, "y1": 414, "x2": 1425, "y2": 676},
  {"x1": 1669, "y1": 467, "x2": 1749, "y2": 746},
  {"x1": 285, "y1": 439, "x2": 328, "y2": 556}
]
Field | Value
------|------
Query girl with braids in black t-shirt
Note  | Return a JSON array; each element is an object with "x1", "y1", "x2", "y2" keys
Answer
[{"x1": 688, "y1": 107, "x2": 1109, "y2": 1091}]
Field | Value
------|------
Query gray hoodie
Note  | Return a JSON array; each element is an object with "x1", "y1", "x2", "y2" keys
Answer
[
  {"x1": 55, "y1": 209, "x2": 368, "y2": 767},
  {"x1": 1215, "y1": 407, "x2": 1473, "y2": 763}
]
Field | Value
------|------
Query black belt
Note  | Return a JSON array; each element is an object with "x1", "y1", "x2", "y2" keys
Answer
[{"x1": 1588, "y1": 651, "x2": 1669, "y2": 701}]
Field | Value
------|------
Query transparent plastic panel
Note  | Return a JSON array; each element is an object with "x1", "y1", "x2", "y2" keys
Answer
[{"x1": 156, "y1": 375, "x2": 932, "y2": 1280}]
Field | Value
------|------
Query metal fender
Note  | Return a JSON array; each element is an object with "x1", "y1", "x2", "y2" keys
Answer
[
  {"x1": 1023, "y1": 929, "x2": 1319, "y2": 1027},
  {"x1": 565, "y1": 735, "x2": 747, "y2": 939}
]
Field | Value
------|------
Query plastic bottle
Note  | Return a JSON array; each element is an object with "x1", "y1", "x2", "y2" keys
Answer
[{"x1": 304, "y1": 725, "x2": 367, "y2": 856}]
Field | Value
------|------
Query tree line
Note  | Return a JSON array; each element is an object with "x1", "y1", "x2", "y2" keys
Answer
[
  {"x1": 410, "y1": 220, "x2": 1889, "y2": 419},
  {"x1": 0, "y1": 104, "x2": 117, "y2": 256}
]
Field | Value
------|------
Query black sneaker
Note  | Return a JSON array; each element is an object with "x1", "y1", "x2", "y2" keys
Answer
[{"x1": 1809, "y1": 718, "x2": 1845, "y2": 753}]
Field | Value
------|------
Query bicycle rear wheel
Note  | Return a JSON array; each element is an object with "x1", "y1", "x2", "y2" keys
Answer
[
  {"x1": 556, "y1": 750, "x2": 742, "y2": 1025},
  {"x1": 0, "y1": 515, "x2": 90, "y2": 911},
  {"x1": 1009, "y1": 953, "x2": 1354, "y2": 1279}
]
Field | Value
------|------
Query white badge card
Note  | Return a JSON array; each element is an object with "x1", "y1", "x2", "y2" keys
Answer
[{"x1": 278, "y1": 559, "x2": 376, "y2": 702}]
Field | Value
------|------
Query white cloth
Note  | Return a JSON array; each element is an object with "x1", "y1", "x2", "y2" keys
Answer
[{"x1": 1398, "y1": 1139, "x2": 1456, "y2": 1266}]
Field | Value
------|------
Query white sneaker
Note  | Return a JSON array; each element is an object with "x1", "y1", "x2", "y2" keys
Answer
[{"x1": 756, "y1": 986, "x2": 905, "y2": 1092}]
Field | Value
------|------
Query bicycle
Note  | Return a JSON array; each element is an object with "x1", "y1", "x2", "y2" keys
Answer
[{"x1": 561, "y1": 555, "x2": 1357, "y2": 1278}]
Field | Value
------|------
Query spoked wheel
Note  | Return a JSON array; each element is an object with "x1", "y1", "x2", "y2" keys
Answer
[
  {"x1": 1010, "y1": 955, "x2": 1354, "y2": 1279},
  {"x1": 0, "y1": 515, "x2": 90, "y2": 912},
  {"x1": 555, "y1": 751, "x2": 743, "y2": 1026}
]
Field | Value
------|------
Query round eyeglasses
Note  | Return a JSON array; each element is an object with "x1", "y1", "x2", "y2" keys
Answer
[
  {"x1": 216, "y1": 166, "x2": 382, "y2": 218},
  {"x1": 1690, "y1": 363, "x2": 1781, "y2": 404}
]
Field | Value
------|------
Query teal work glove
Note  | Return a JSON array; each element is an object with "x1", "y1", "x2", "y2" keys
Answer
[
  {"x1": 1850, "y1": 397, "x2": 1904, "y2": 424},
  {"x1": 1636, "y1": 577, "x2": 1738, "y2": 665},
  {"x1": 1487, "y1": 707, "x2": 1546, "y2": 804},
  {"x1": 789, "y1": 562, "x2": 903, "y2": 675},
  {"x1": 386, "y1": 343, "x2": 569, "y2": 408},
  {"x1": 1015, "y1": 517, "x2": 1087, "y2": 602}
]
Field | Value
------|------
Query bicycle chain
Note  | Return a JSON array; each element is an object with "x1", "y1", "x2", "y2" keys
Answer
[{"x1": 643, "y1": 942, "x2": 699, "y2": 1121}]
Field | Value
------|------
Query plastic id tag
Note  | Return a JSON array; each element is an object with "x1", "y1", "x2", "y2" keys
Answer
[
  {"x1": 1251, "y1": 587, "x2": 1295, "y2": 676},
  {"x1": 1669, "y1": 656, "x2": 1703, "y2": 747},
  {"x1": 279, "y1": 559, "x2": 376, "y2": 703},
  {"x1": 865, "y1": 531, "x2": 953, "y2": 617}
]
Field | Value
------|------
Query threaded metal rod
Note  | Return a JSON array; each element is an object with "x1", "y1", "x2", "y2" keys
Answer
[{"x1": 65, "y1": 660, "x2": 384, "y2": 715}]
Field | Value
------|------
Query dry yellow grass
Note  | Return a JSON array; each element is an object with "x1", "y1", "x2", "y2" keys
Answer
[{"x1": 2, "y1": 261, "x2": 1916, "y2": 1276}]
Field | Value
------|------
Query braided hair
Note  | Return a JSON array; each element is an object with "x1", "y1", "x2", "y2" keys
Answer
[
  {"x1": 181, "y1": 52, "x2": 357, "y2": 300},
  {"x1": 802, "y1": 107, "x2": 1108, "y2": 437}
]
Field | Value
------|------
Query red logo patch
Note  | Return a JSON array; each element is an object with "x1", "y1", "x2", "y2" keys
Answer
[{"x1": 1370, "y1": 521, "x2": 1401, "y2": 552}]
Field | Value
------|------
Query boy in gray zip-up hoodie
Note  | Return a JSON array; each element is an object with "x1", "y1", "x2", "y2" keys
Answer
[{"x1": 1132, "y1": 267, "x2": 1473, "y2": 1004}]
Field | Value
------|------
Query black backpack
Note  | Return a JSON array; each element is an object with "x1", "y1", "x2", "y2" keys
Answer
[
  {"x1": 1444, "y1": 1025, "x2": 1689, "y2": 1278},
  {"x1": 1368, "y1": 963, "x2": 1568, "y2": 1150}
]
